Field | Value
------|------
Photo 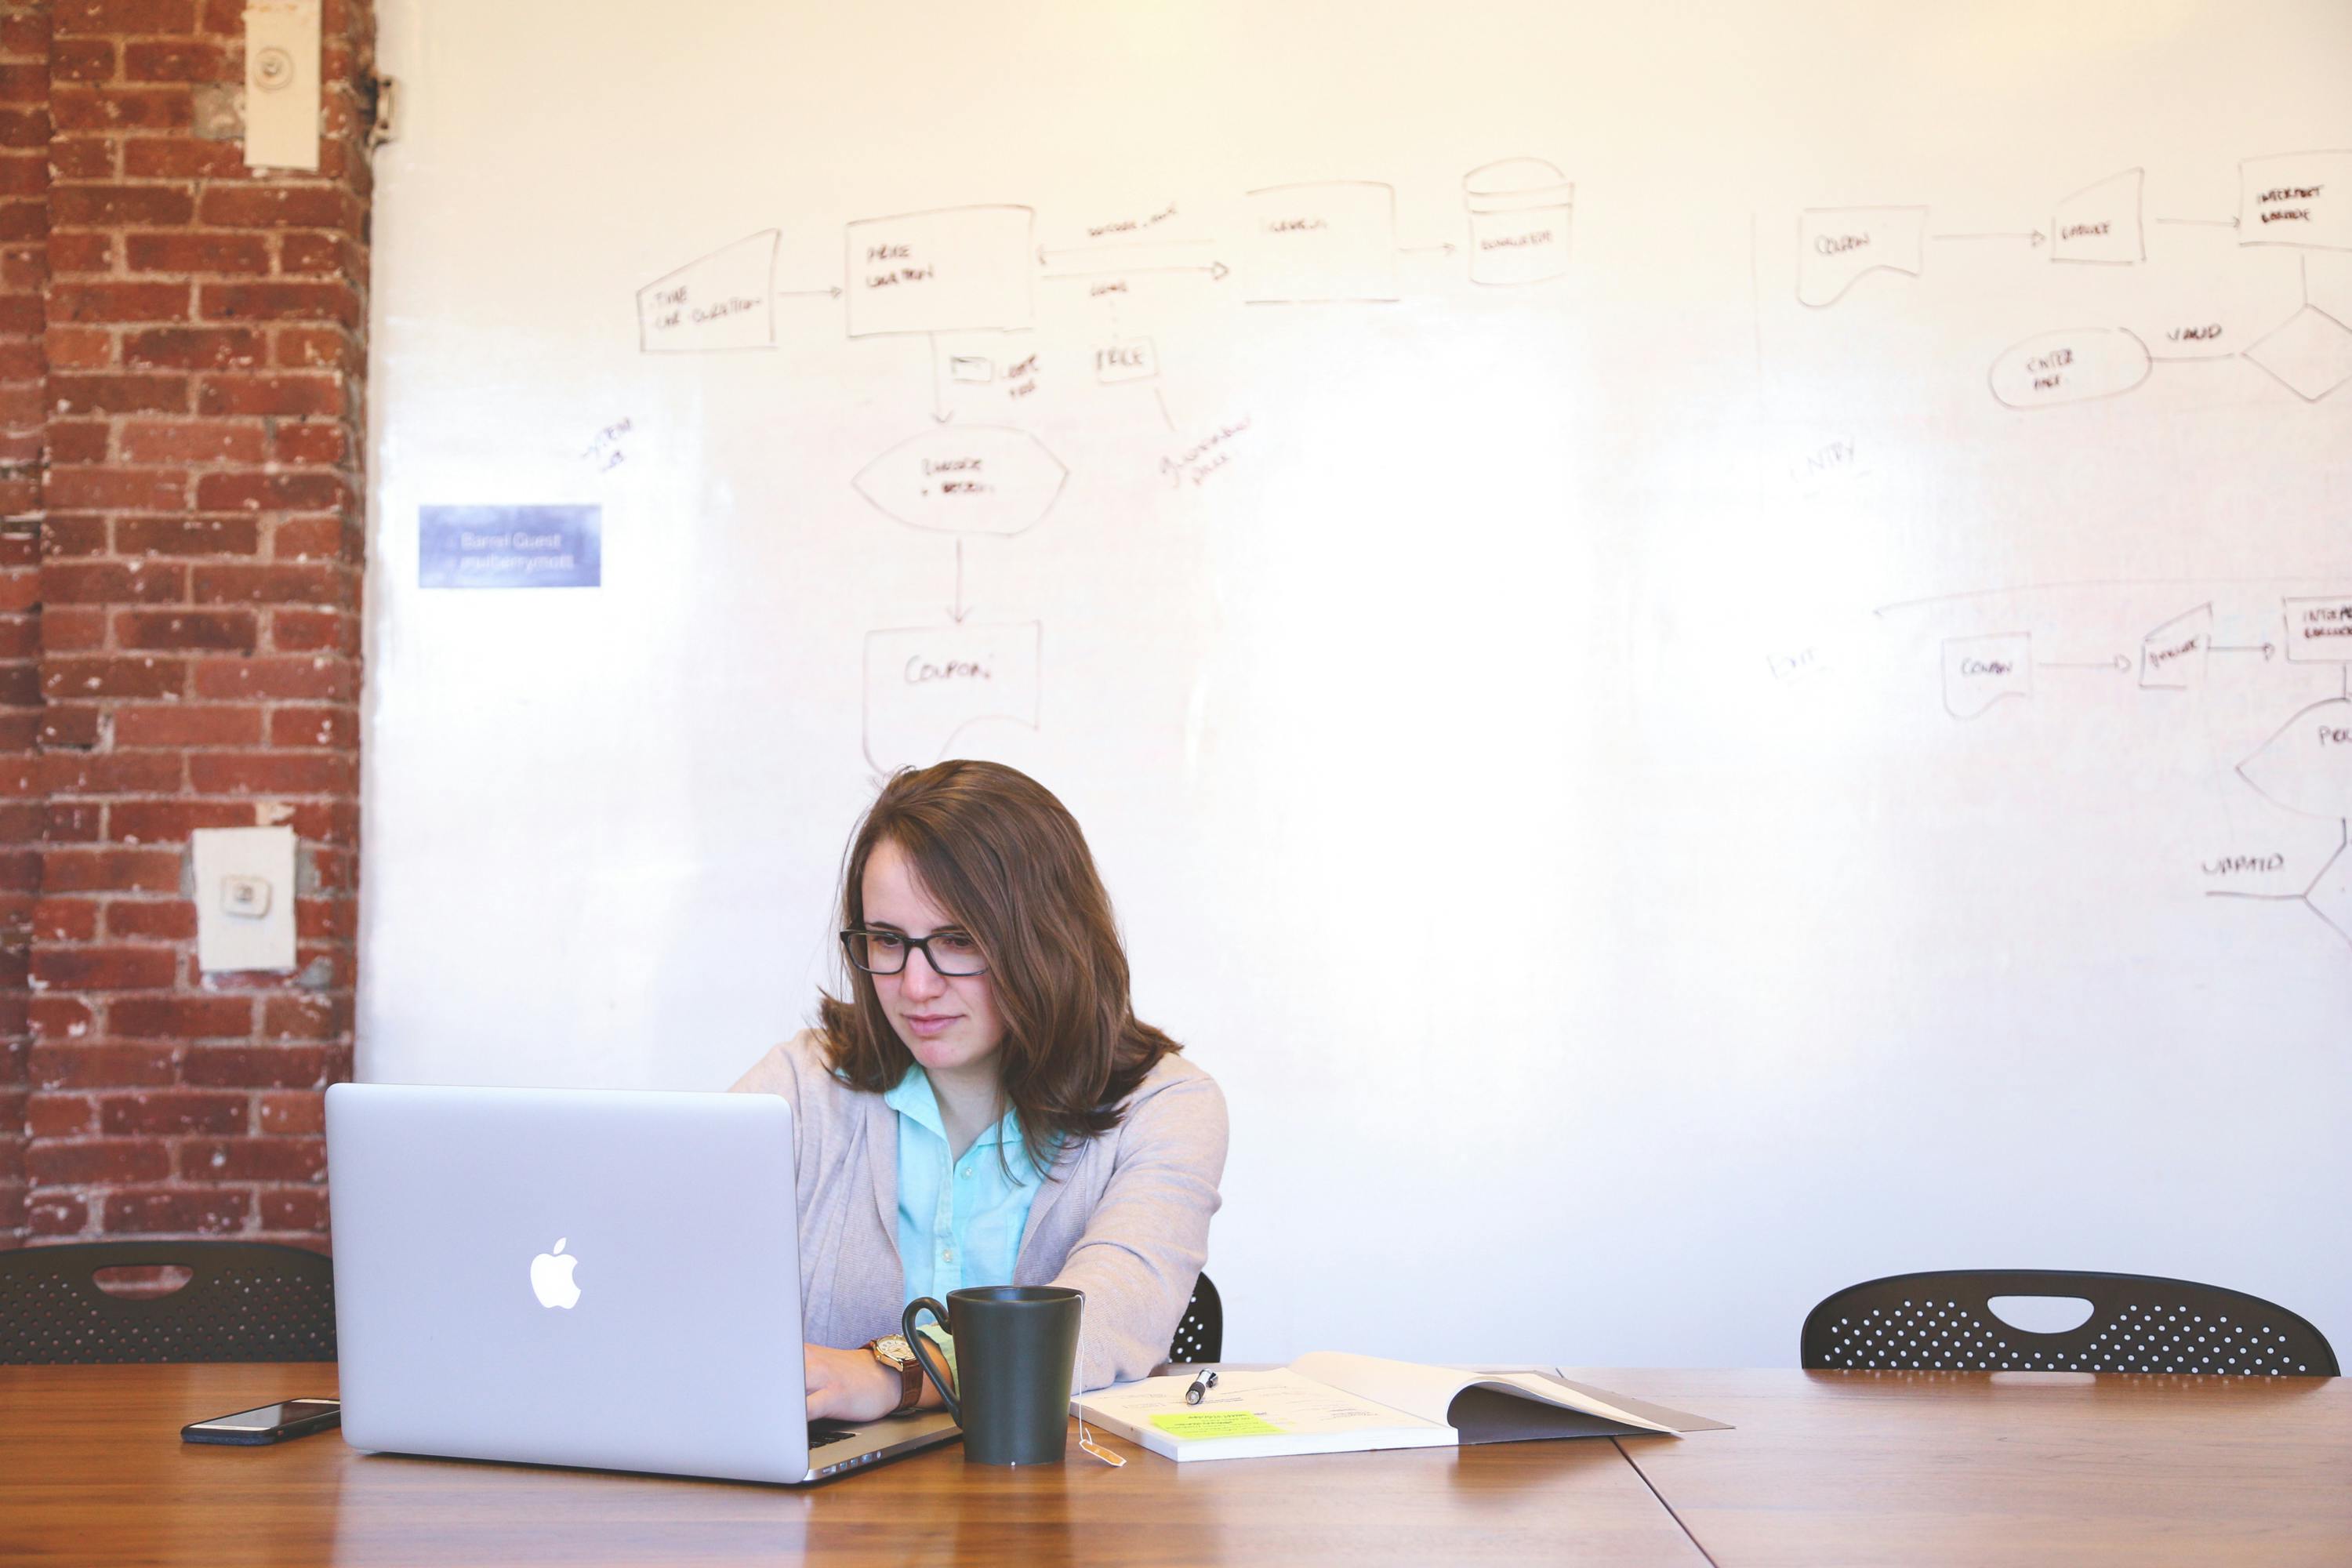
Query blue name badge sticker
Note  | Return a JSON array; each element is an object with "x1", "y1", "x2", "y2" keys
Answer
[{"x1": 419, "y1": 505, "x2": 601, "y2": 590}]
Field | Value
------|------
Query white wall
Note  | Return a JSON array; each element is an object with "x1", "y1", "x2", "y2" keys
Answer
[{"x1": 361, "y1": 0, "x2": 2352, "y2": 1367}]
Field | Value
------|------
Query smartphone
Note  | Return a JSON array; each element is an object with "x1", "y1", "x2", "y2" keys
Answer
[{"x1": 181, "y1": 1398, "x2": 342, "y2": 1446}]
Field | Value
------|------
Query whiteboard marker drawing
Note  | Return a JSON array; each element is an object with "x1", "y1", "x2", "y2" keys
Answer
[
  {"x1": 1926, "y1": 227, "x2": 2045, "y2": 246},
  {"x1": 1914, "y1": 583, "x2": 2350, "y2": 953},
  {"x1": 927, "y1": 334, "x2": 955, "y2": 423},
  {"x1": 1094, "y1": 336, "x2": 1159, "y2": 384},
  {"x1": 2049, "y1": 168, "x2": 2144, "y2": 266},
  {"x1": 2237, "y1": 696, "x2": 2352, "y2": 824},
  {"x1": 1987, "y1": 327, "x2": 2154, "y2": 409},
  {"x1": 1940, "y1": 633, "x2": 2033, "y2": 720},
  {"x1": 1037, "y1": 236, "x2": 1227, "y2": 285},
  {"x1": 2139, "y1": 604, "x2": 2214, "y2": 691},
  {"x1": 1461, "y1": 158, "x2": 1572, "y2": 285},
  {"x1": 845, "y1": 205, "x2": 1037, "y2": 339},
  {"x1": 1795, "y1": 207, "x2": 1928, "y2": 307},
  {"x1": 2241, "y1": 305, "x2": 2352, "y2": 401},
  {"x1": 2208, "y1": 822, "x2": 2352, "y2": 952},
  {"x1": 637, "y1": 230, "x2": 779, "y2": 353},
  {"x1": 2281, "y1": 596, "x2": 2352, "y2": 663},
  {"x1": 1796, "y1": 151, "x2": 2350, "y2": 405},
  {"x1": 1242, "y1": 181, "x2": 1403, "y2": 303},
  {"x1": 852, "y1": 425, "x2": 1069, "y2": 539},
  {"x1": 862, "y1": 621, "x2": 1042, "y2": 774},
  {"x1": 2236, "y1": 151, "x2": 2352, "y2": 251}
]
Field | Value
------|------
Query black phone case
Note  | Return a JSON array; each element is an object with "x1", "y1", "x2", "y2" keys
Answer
[{"x1": 181, "y1": 1403, "x2": 340, "y2": 1446}]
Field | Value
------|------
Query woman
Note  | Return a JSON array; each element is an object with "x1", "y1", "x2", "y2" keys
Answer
[{"x1": 731, "y1": 760, "x2": 1227, "y2": 1421}]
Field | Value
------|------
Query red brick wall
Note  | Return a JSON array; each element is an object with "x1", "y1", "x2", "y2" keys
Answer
[
  {"x1": 0, "y1": 2, "x2": 51, "y2": 1250},
  {"x1": 0, "y1": 0, "x2": 371, "y2": 1252}
]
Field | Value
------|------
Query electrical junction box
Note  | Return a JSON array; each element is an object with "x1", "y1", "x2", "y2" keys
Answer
[
  {"x1": 191, "y1": 826, "x2": 299, "y2": 974},
  {"x1": 243, "y1": 0, "x2": 321, "y2": 172}
]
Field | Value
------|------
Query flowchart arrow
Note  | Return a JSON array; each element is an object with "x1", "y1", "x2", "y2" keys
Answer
[
  {"x1": 1037, "y1": 239, "x2": 1213, "y2": 265},
  {"x1": 1398, "y1": 242, "x2": 1457, "y2": 256},
  {"x1": 1931, "y1": 229, "x2": 2047, "y2": 246},
  {"x1": 2212, "y1": 641, "x2": 2278, "y2": 659},
  {"x1": 2042, "y1": 654, "x2": 2130, "y2": 672},
  {"x1": 928, "y1": 334, "x2": 953, "y2": 424},
  {"x1": 949, "y1": 539, "x2": 968, "y2": 624},
  {"x1": 777, "y1": 285, "x2": 844, "y2": 299},
  {"x1": 1041, "y1": 261, "x2": 1229, "y2": 282},
  {"x1": 2155, "y1": 216, "x2": 2239, "y2": 229}
]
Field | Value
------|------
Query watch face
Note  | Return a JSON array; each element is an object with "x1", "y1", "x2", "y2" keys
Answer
[{"x1": 872, "y1": 1334, "x2": 914, "y2": 1366}]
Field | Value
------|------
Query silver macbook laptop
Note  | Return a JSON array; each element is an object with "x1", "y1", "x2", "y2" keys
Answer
[{"x1": 325, "y1": 1083, "x2": 960, "y2": 1484}]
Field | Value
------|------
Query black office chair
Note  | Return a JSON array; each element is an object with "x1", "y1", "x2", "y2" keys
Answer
[
  {"x1": 1803, "y1": 1269, "x2": 2336, "y2": 1376},
  {"x1": 1167, "y1": 1271, "x2": 1222, "y2": 1365},
  {"x1": 0, "y1": 1240, "x2": 338, "y2": 1364}
]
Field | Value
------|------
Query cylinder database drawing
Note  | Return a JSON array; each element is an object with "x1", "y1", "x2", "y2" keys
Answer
[{"x1": 1463, "y1": 158, "x2": 1573, "y2": 285}]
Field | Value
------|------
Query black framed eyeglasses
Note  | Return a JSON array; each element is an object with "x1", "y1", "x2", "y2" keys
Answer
[{"x1": 840, "y1": 927, "x2": 989, "y2": 977}]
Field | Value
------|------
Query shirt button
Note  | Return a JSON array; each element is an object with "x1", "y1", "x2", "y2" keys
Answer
[
  {"x1": 958, "y1": 1166, "x2": 971, "y2": 1179},
  {"x1": 942, "y1": 1247, "x2": 957, "y2": 1264}
]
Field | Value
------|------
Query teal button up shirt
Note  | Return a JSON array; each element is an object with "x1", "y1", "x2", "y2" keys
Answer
[{"x1": 886, "y1": 1067, "x2": 1047, "y2": 1309}]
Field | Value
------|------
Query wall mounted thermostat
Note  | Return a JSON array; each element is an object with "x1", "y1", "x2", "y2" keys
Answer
[
  {"x1": 191, "y1": 826, "x2": 298, "y2": 974},
  {"x1": 243, "y1": 0, "x2": 321, "y2": 172}
]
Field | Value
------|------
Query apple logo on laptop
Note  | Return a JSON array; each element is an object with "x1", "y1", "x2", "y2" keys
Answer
[{"x1": 530, "y1": 1238, "x2": 582, "y2": 1309}]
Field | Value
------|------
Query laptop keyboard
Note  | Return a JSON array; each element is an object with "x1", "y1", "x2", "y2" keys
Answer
[{"x1": 808, "y1": 1421, "x2": 860, "y2": 1448}]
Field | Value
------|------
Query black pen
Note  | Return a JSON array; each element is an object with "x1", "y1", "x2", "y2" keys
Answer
[{"x1": 1184, "y1": 1368, "x2": 1218, "y2": 1405}]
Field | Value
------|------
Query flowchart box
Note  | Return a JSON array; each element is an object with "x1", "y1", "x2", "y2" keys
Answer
[
  {"x1": 1942, "y1": 633, "x2": 2031, "y2": 719},
  {"x1": 1796, "y1": 208, "x2": 1926, "y2": 307},
  {"x1": 853, "y1": 426, "x2": 1068, "y2": 537},
  {"x1": 2282, "y1": 596, "x2": 2352, "y2": 662},
  {"x1": 2051, "y1": 169, "x2": 2143, "y2": 265},
  {"x1": 2238, "y1": 151, "x2": 2352, "y2": 250},
  {"x1": 637, "y1": 231, "x2": 777, "y2": 353},
  {"x1": 1243, "y1": 182, "x2": 1399, "y2": 303},
  {"x1": 845, "y1": 206, "x2": 1034, "y2": 338},
  {"x1": 862, "y1": 621, "x2": 1041, "y2": 771}
]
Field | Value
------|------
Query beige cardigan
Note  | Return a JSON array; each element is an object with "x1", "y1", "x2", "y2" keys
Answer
[{"x1": 729, "y1": 1031, "x2": 1228, "y2": 1392}]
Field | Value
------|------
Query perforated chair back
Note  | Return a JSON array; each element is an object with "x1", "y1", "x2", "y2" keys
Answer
[
  {"x1": 1803, "y1": 1269, "x2": 2336, "y2": 1376},
  {"x1": 0, "y1": 1240, "x2": 337, "y2": 1364},
  {"x1": 1167, "y1": 1271, "x2": 1223, "y2": 1365}
]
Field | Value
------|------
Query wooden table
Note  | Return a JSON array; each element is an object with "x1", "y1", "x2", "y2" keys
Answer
[
  {"x1": 1596, "y1": 1367, "x2": 2352, "y2": 1568},
  {"x1": 0, "y1": 1363, "x2": 1699, "y2": 1566},
  {"x1": 1, "y1": 1363, "x2": 2344, "y2": 1566}
]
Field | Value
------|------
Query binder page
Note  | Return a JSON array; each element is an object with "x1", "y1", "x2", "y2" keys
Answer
[
  {"x1": 1291, "y1": 1352, "x2": 1680, "y2": 1435},
  {"x1": 1079, "y1": 1368, "x2": 1446, "y2": 1444}
]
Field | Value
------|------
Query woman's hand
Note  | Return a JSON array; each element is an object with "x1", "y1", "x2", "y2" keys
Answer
[{"x1": 804, "y1": 1342, "x2": 904, "y2": 1423}]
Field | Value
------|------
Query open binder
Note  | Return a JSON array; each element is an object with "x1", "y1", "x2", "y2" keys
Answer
[{"x1": 1073, "y1": 1352, "x2": 1730, "y2": 1463}]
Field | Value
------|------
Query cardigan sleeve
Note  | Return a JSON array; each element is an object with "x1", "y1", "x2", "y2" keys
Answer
[
  {"x1": 1048, "y1": 1065, "x2": 1230, "y2": 1392},
  {"x1": 728, "y1": 1033, "x2": 826, "y2": 1217}
]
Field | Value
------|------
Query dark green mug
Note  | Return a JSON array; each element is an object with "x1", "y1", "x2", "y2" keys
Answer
[{"x1": 902, "y1": 1286, "x2": 1083, "y2": 1466}]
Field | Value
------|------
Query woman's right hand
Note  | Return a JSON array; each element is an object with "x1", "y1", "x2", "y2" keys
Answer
[{"x1": 803, "y1": 1341, "x2": 905, "y2": 1423}]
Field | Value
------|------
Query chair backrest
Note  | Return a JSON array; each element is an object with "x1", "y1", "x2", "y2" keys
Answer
[
  {"x1": 1167, "y1": 1271, "x2": 1223, "y2": 1365},
  {"x1": 1803, "y1": 1269, "x2": 2336, "y2": 1376},
  {"x1": 0, "y1": 1240, "x2": 337, "y2": 1365}
]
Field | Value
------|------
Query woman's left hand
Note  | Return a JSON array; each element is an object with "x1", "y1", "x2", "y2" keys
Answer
[{"x1": 804, "y1": 1342, "x2": 903, "y2": 1422}]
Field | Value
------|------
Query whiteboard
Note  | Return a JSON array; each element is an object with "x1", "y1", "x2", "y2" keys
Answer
[{"x1": 361, "y1": 0, "x2": 2352, "y2": 1367}]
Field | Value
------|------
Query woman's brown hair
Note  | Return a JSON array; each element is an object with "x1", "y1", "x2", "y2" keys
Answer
[{"x1": 817, "y1": 760, "x2": 1181, "y2": 1172}]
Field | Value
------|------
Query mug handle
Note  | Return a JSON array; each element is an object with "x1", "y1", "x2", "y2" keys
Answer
[{"x1": 901, "y1": 1298, "x2": 959, "y2": 1424}]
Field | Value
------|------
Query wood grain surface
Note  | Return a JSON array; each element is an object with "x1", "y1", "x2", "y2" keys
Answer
[
  {"x1": 9, "y1": 1363, "x2": 2343, "y2": 1566},
  {"x1": 1595, "y1": 1367, "x2": 2352, "y2": 1568},
  {"x1": 0, "y1": 1363, "x2": 1704, "y2": 1566}
]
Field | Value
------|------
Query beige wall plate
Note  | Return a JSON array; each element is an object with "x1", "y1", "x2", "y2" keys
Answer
[
  {"x1": 243, "y1": 0, "x2": 321, "y2": 172},
  {"x1": 192, "y1": 826, "x2": 298, "y2": 974}
]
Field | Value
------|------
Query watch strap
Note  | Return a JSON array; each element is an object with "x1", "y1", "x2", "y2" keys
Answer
[{"x1": 866, "y1": 1335, "x2": 923, "y2": 1414}]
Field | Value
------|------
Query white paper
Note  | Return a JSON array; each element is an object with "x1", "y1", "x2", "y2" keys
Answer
[
  {"x1": 1291, "y1": 1352, "x2": 1679, "y2": 1435},
  {"x1": 1073, "y1": 1369, "x2": 1450, "y2": 1462}
]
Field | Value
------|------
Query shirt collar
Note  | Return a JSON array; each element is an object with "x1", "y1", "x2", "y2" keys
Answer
[{"x1": 883, "y1": 1065, "x2": 1025, "y2": 1156}]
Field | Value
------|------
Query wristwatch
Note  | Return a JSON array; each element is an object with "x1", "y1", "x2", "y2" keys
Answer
[{"x1": 866, "y1": 1334, "x2": 924, "y2": 1414}]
